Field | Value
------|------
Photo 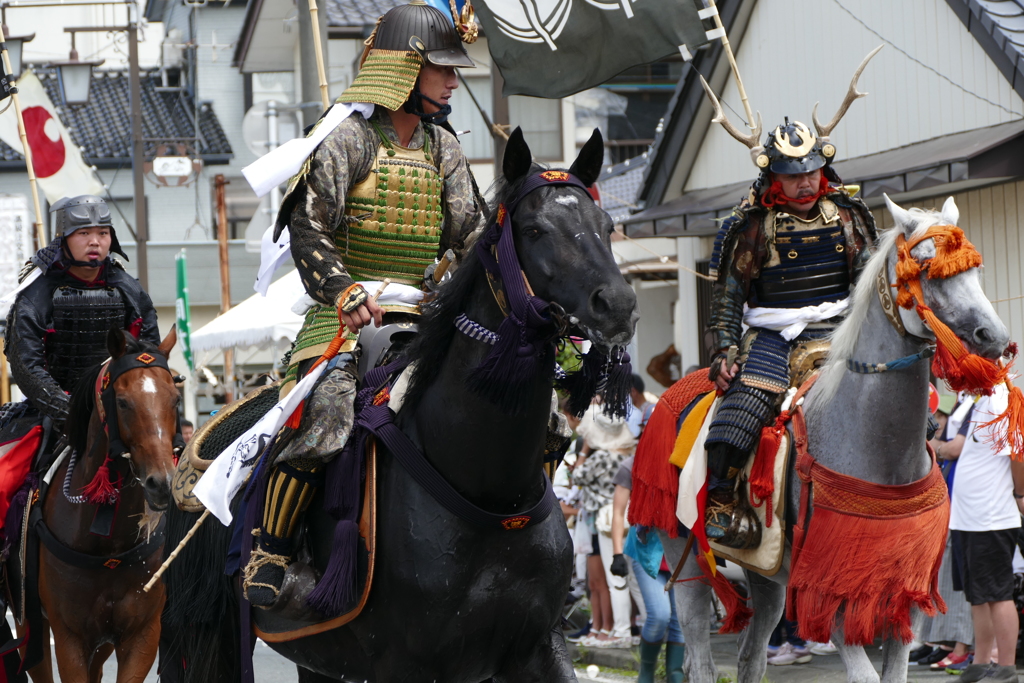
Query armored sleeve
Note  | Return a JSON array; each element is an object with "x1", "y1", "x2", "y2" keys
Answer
[
  {"x1": 287, "y1": 119, "x2": 376, "y2": 308},
  {"x1": 4, "y1": 282, "x2": 70, "y2": 424},
  {"x1": 134, "y1": 287, "x2": 161, "y2": 346},
  {"x1": 433, "y1": 126, "x2": 485, "y2": 256},
  {"x1": 705, "y1": 213, "x2": 762, "y2": 356}
]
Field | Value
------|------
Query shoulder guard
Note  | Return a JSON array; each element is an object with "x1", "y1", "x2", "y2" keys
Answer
[
  {"x1": 830, "y1": 190, "x2": 878, "y2": 242},
  {"x1": 17, "y1": 260, "x2": 36, "y2": 284},
  {"x1": 709, "y1": 198, "x2": 763, "y2": 281}
]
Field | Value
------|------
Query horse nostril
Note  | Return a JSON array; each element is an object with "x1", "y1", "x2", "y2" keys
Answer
[
  {"x1": 589, "y1": 287, "x2": 611, "y2": 317},
  {"x1": 975, "y1": 327, "x2": 995, "y2": 346},
  {"x1": 144, "y1": 475, "x2": 165, "y2": 493}
]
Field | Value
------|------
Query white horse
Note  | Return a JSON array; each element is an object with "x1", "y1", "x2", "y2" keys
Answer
[{"x1": 663, "y1": 196, "x2": 1010, "y2": 683}]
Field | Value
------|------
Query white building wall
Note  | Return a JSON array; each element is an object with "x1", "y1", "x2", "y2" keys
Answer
[
  {"x1": 871, "y1": 182, "x2": 1024, "y2": 356},
  {"x1": 631, "y1": 280, "x2": 676, "y2": 396},
  {"x1": 683, "y1": 0, "x2": 1024, "y2": 194}
]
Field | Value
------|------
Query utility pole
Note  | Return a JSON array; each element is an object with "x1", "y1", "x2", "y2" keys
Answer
[
  {"x1": 127, "y1": 5, "x2": 148, "y2": 289},
  {"x1": 215, "y1": 174, "x2": 234, "y2": 403}
]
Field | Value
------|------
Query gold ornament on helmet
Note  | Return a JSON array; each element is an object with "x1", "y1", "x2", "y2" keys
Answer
[
  {"x1": 772, "y1": 120, "x2": 816, "y2": 157},
  {"x1": 822, "y1": 143, "x2": 836, "y2": 158}
]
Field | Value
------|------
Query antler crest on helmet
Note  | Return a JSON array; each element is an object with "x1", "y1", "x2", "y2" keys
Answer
[
  {"x1": 812, "y1": 45, "x2": 883, "y2": 140},
  {"x1": 698, "y1": 74, "x2": 764, "y2": 164}
]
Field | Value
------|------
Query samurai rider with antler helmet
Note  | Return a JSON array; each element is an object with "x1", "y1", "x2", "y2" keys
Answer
[
  {"x1": 699, "y1": 48, "x2": 882, "y2": 550},
  {"x1": 241, "y1": 0, "x2": 490, "y2": 608}
]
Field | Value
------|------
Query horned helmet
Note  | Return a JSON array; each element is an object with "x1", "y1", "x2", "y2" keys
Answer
[
  {"x1": 698, "y1": 45, "x2": 882, "y2": 186},
  {"x1": 338, "y1": 0, "x2": 477, "y2": 124}
]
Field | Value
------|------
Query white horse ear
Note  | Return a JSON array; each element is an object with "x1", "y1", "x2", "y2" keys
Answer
[
  {"x1": 884, "y1": 194, "x2": 914, "y2": 233},
  {"x1": 940, "y1": 196, "x2": 960, "y2": 226}
]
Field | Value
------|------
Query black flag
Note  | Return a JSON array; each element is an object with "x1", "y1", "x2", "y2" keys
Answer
[{"x1": 476, "y1": 0, "x2": 711, "y2": 99}]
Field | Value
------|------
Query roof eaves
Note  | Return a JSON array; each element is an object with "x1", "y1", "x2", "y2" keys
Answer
[
  {"x1": 945, "y1": 0, "x2": 1024, "y2": 99},
  {"x1": 637, "y1": 0, "x2": 758, "y2": 210}
]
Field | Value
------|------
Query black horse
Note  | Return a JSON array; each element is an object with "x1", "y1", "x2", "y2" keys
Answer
[{"x1": 161, "y1": 128, "x2": 638, "y2": 682}]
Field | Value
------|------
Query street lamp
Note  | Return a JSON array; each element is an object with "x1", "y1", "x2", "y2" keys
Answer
[
  {"x1": 1, "y1": 25, "x2": 33, "y2": 79},
  {"x1": 50, "y1": 32, "x2": 103, "y2": 105}
]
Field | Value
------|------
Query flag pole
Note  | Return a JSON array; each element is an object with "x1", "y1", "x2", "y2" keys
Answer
[
  {"x1": 706, "y1": 0, "x2": 754, "y2": 130},
  {"x1": 307, "y1": 0, "x2": 330, "y2": 110},
  {"x1": 0, "y1": 38, "x2": 46, "y2": 247}
]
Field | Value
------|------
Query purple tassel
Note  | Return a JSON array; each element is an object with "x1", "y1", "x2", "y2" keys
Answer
[
  {"x1": 468, "y1": 314, "x2": 550, "y2": 414},
  {"x1": 323, "y1": 441, "x2": 363, "y2": 521},
  {"x1": 305, "y1": 519, "x2": 359, "y2": 616},
  {"x1": 601, "y1": 352, "x2": 632, "y2": 419}
]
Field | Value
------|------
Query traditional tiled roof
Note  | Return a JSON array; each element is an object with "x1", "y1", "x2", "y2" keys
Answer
[
  {"x1": 326, "y1": 0, "x2": 404, "y2": 27},
  {"x1": 946, "y1": 0, "x2": 1024, "y2": 99},
  {"x1": 0, "y1": 68, "x2": 232, "y2": 169},
  {"x1": 598, "y1": 155, "x2": 648, "y2": 225}
]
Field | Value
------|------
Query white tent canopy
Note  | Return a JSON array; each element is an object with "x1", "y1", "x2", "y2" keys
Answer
[{"x1": 190, "y1": 269, "x2": 305, "y2": 353}]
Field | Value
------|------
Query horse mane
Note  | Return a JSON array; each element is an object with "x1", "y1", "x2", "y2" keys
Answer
[
  {"x1": 811, "y1": 207, "x2": 944, "y2": 408},
  {"x1": 400, "y1": 162, "x2": 547, "y2": 413},
  {"x1": 65, "y1": 333, "x2": 162, "y2": 454}
]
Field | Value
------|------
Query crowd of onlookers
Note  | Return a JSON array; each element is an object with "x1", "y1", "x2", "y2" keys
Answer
[
  {"x1": 557, "y1": 374, "x2": 1024, "y2": 681},
  {"x1": 912, "y1": 386, "x2": 1024, "y2": 683}
]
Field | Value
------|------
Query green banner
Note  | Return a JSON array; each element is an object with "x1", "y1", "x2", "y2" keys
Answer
[{"x1": 175, "y1": 249, "x2": 194, "y2": 373}]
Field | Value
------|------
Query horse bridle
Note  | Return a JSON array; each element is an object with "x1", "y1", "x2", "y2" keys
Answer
[{"x1": 92, "y1": 350, "x2": 185, "y2": 479}]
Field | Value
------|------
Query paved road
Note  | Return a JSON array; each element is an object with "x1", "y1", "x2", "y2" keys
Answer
[{"x1": 43, "y1": 629, "x2": 1019, "y2": 681}]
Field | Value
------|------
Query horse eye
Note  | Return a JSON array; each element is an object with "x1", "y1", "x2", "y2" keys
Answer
[
  {"x1": 116, "y1": 397, "x2": 129, "y2": 410},
  {"x1": 524, "y1": 227, "x2": 540, "y2": 238}
]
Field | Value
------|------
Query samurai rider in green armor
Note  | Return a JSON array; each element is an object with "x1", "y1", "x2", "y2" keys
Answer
[{"x1": 242, "y1": 0, "x2": 487, "y2": 607}]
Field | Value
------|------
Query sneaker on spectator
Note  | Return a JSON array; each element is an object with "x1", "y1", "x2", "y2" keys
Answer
[
  {"x1": 958, "y1": 663, "x2": 995, "y2": 683},
  {"x1": 767, "y1": 644, "x2": 780, "y2": 657},
  {"x1": 767, "y1": 643, "x2": 812, "y2": 666},
  {"x1": 578, "y1": 634, "x2": 604, "y2": 648},
  {"x1": 791, "y1": 644, "x2": 812, "y2": 658},
  {"x1": 946, "y1": 654, "x2": 974, "y2": 674},
  {"x1": 566, "y1": 622, "x2": 591, "y2": 643},
  {"x1": 592, "y1": 635, "x2": 633, "y2": 649},
  {"x1": 808, "y1": 641, "x2": 839, "y2": 656},
  {"x1": 977, "y1": 665, "x2": 1018, "y2": 683}
]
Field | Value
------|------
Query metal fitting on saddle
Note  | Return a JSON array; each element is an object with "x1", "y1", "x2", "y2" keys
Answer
[{"x1": 337, "y1": 284, "x2": 369, "y2": 314}]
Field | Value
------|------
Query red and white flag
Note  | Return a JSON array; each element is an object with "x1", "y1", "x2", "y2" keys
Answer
[{"x1": 0, "y1": 69, "x2": 103, "y2": 203}]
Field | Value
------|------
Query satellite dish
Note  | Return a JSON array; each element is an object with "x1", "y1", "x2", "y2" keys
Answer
[{"x1": 241, "y1": 101, "x2": 303, "y2": 158}]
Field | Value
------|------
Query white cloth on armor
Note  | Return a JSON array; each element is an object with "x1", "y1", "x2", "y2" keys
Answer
[
  {"x1": 741, "y1": 299, "x2": 849, "y2": 341},
  {"x1": 949, "y1": 385, "x2": 1020, "y2": 532},
  {"x1": 247, "y1": 101, "x2": 375, "y2": 295},
  {"x1": 0, "y1": 267, "x2": 40, "y2": 317}
]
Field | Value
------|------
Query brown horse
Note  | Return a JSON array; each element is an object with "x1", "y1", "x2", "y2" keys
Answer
[{"x1": 21, "y1": 327, "x2": 179, "y2": 683}]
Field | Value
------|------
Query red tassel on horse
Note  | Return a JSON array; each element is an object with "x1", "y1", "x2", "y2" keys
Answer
[
  {"x1": 81, "y1": 454, "x2": 119, "y2": 505},
  {"x1": 750, "y1": 412, "x2": 787, "y2": 526},
  {"x1": 695, "y1": 550, "x2": 752, "y2": 633}
]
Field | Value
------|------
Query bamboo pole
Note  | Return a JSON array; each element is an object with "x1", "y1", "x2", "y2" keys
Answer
[
  {"x1": 706, "y1": 0, "x2": 754, "y2": 130},
  {"x1": 0, "y1": 36, "x2": 46, "y2": 247},
  {"x1": 307, "y1": 0, "x2": 329, "y2": 110},
  {"x1": 0, "y1": 338, "x2": 9, "y2": 405},
  {"x1": 143, "y1": 509, "x2": 209, "y2": 592}
]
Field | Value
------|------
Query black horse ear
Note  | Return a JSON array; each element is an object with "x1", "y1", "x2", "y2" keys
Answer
[
  {"x1": 569, "y1": 128, "x2": 604, "y2": 187},
  {"x1": 502, "y1": 127, "x2": 533, "y2": 182},
  {"x1": 107, "y1": 327, "x2": 127, "y2": 359}
]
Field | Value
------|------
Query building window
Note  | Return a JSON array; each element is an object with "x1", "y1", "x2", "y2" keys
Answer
[
  {"x1": 448, "y1": 77, "x2": 563, "y2": 162},
  {"x1": 510, "y1": 95, "x2": 561, "y2": 161},
  {"x1": 449, "y1": 74, "x2": 495, "y2": 163}
]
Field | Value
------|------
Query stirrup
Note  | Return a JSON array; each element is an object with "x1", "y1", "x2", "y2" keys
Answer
[{"x1": 717, "y1": 481, "x2": 762, "y2": 550}]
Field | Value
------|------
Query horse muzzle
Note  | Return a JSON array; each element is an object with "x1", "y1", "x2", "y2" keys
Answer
[
  {"x1": 142, "y1": 473, "x2": 172, "y2": 511},
  {"x1": 580, "y1": 283, "x2": 638, "y2": 348}
]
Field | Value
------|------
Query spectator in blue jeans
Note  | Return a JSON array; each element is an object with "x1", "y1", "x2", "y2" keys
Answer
[{"x1": 610, "y1": 455, "x2": 684, "y2": 683}]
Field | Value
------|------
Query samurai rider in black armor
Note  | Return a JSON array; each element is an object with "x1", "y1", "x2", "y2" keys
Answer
[
  {"x1": 697, "y1": 57, "x2": 881, "y2": 548},
  {"x1": 2, "y1": 195, "x2": 160, "y2": 451}
]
